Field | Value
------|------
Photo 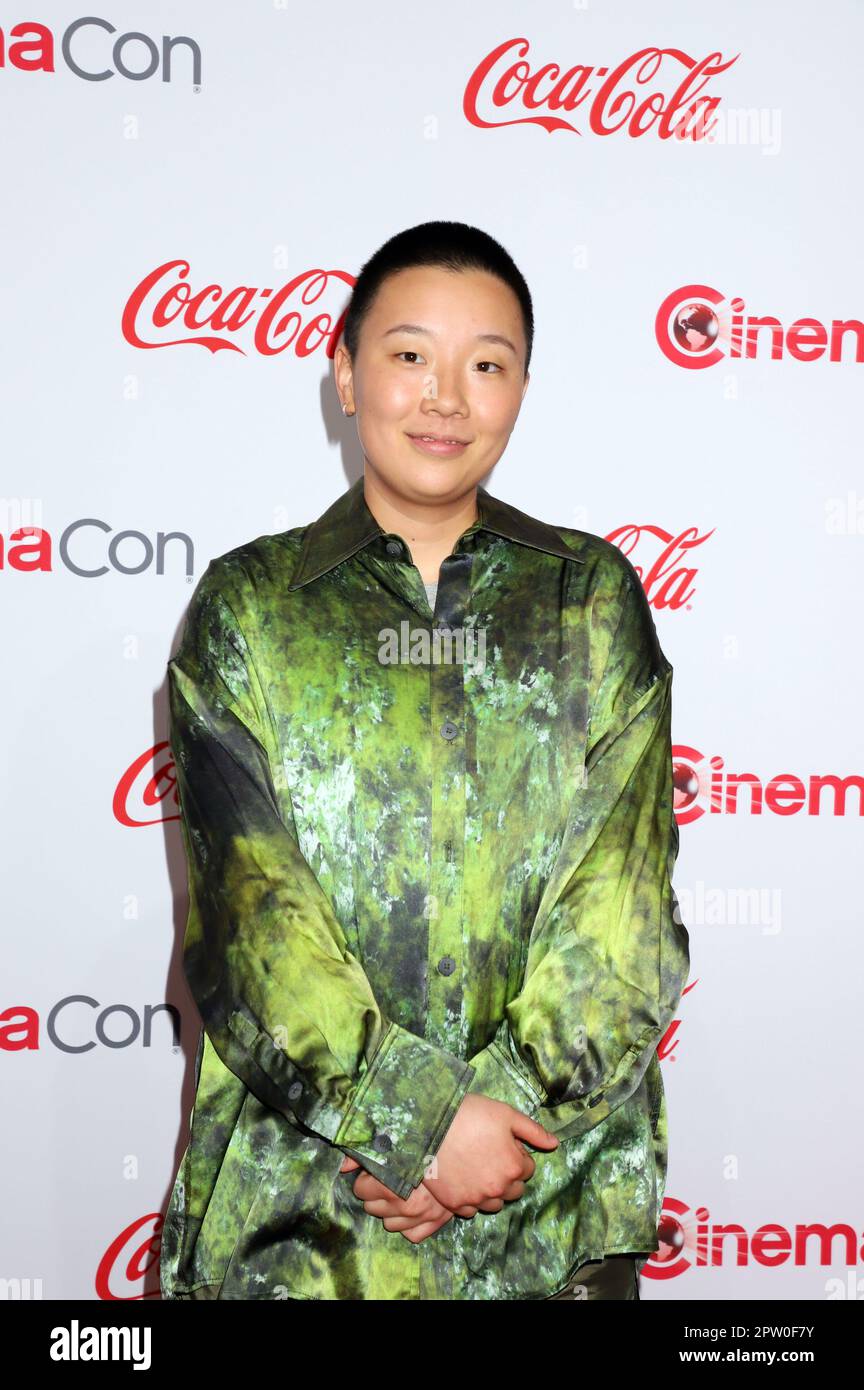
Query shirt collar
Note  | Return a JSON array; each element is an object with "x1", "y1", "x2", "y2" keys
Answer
[{"x1": 287, "y1": 476, "x2": 584, "y2": 590}]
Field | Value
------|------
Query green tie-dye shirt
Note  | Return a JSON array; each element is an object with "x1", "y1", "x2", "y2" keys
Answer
[{"x1": 158, "y1": 475, "x2": 689, "y2": 1301}]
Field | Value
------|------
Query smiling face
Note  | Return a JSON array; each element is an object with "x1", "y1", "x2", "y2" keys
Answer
[{"x1": 336, "y1": 264, "x2": 530, "y2": 507}]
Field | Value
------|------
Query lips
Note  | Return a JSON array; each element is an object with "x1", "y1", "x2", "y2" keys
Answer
[
  {"x1": 408, "y1": 433, "x2": 469, "y2": 444},
  {"x1": 406, "y1": 431, "x2": 472, "y2": 458}
]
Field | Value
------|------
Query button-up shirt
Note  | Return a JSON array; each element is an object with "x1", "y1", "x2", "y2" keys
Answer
[{"x1": 159, "y1": 475, "x2": 689, "y2": 1301}]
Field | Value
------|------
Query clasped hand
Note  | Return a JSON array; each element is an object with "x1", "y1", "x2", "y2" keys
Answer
[{"x1": 338, "y1": 1092, "x2": 559, "y2": 1242}]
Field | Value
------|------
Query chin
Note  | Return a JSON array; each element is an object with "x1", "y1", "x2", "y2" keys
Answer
[
  {"x1": 367, "y1": 451, "x2": 485, "y2": 504},
  {"x1": 403, "y1": 470, "x2": 472, "y2": 500}
]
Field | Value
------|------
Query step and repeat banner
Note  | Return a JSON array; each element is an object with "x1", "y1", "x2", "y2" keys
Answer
[{"x1": 3, "y1": 1, "x2": 861, "y2": 1301}]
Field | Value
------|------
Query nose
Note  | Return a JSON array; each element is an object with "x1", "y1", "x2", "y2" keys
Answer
[{"x1": 421, "y1": 364, "x2": 468, "y2": 417}]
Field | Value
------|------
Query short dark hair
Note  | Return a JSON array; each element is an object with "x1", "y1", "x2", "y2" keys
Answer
[{"x1": 340, "y1": 220, "x2": 534, "y2": 376}]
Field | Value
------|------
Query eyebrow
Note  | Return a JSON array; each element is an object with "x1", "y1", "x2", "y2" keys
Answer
[{"x1": 381, "y1": 323, "x2": 519, "y2": 356}]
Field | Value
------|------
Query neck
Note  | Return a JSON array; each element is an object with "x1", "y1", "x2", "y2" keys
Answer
[{"x1": 363, "y1": 470, "x2": 479, "y2": 583}]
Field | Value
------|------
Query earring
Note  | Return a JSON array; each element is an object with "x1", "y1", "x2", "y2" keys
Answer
[{"x1": 342, "y1": 402, "x2": 354, "y2": 416}]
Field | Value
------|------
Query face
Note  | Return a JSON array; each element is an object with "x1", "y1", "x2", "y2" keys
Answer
[{"x1": 335, "y1": 265, "x2": 530, "y2": 506}]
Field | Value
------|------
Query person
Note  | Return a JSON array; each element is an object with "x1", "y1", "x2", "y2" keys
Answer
[{"x1": 159, "y1": 220, "x2": 690, "y2": 1302}]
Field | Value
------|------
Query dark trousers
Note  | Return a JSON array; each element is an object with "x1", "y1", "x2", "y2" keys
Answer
[{"x1": 545, "y1": 1254, "x2": 642, "y2": 1300}]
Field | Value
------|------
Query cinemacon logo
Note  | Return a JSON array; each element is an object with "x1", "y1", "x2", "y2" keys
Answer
[
  {"x1": 1, "y1": 999, "x2": 180, "y2": 1052},
  {"x1": 0, "y1": 17, "x2": 201, "y2": 84},
  {"x1": 673, "y1": 750, "x2": 862, "y2": 821},
  {"x1": 657, "y1": 283, "x2": 864, "y2": 367},
  {"x1": 0, "y1": 521, "x2": 192, "y2": 576},
  {"x1": 645, "y1": 1201, "x2": 864, "y2": 1286}
]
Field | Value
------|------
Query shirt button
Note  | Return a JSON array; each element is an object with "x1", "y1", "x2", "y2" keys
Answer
[
  {"x1": 440, "y1": 721, "x2": 459, "y2": 740},
  {"x1": 437, "y1": 955, "x2": 456, "y2": 975},
  {"x1": 372, "y1": 1132, "x2": 393, "y2": 1153},
  {"x1": 385, "y1": 540, "x2": 403, "y2": 557},
  {"x1": 287, "y1": 1081, "x2": 303, "y2": 1100}
]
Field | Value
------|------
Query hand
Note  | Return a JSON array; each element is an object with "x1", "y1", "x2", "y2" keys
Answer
[
  {"x1": 338, "y1": 1155, "x2": 454, "y2": 1242},
  {"x1": 421, "y1": 1093, "x2": 559, "y2": 1217},
  {"x1": 338, "y1": 1093, "x2": 559, "y2": 1233}
]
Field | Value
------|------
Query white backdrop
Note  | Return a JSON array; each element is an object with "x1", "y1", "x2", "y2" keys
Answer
[{"x1": 3, "y1": 0, "x2": 862, "y2": 1301}]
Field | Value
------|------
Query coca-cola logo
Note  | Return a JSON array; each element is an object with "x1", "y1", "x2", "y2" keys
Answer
[
  {"x1": 464, "y1": 39, "x2": 739, "y2": 140},
  {"x1": 656, "y1": 978, "x2": 694, "y2": 1067},
  {"x1": 607, "y1": 524, "x2": 714, "y2": 609},
  {"x1": 114, "y1": 743, "x2": 178, "y2": 828},
  {"x1": 96, "y1": 1214, "x2": 162, "y2": 1300},
  {"x1": 0, "y1": 520, "x2": 193, "y2": 576},
  {"x1": 122, "y1": 260, "x2": 354, "y2": 357},
  {"x1": 673, "y1": 749, "x2": 862, "y2": 821},
  {"x1": 656, "y1": 283, "x2": 864, "y2": 367},
  {"x1": 0, "y1": 17, "x2": 201, "y2": 85}
]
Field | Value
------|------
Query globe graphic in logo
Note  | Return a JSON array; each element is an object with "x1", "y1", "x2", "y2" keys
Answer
[
  {"x1": 673, "y1": 759, "x2": 700, "y2": 812},
  {"x1": 673, "y1": 302, "x2": 719, "y2": 353}
]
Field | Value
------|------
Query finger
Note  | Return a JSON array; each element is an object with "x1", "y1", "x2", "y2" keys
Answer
[
  {"x1": 399, "y1": 1217, "x2": 453, "y2": 1243},
  {"x1": 363, "y1": 1202, "x2": 410, "y2": 1220},
  {"x1": 382, "y1": 1203, "x2": 451, "y2": 1232},
  {"x1": 510, "y1": 1115, "x2": 560, "y2": 1151},
  {"x1": 382, "y1": 1214, "x2": 426, "y2": 1231},
  {"x1": 362, "y1": 1197, "x2": 434, "y2": 1222},
  {"x1": 499, "y1": 1179, "x2": 526, "y2": 1202},
  {"x1": 352, "y1": 1174, "x2": 399, "y2": 1201}
]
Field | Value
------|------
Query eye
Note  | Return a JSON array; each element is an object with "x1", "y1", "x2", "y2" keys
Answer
[
  {"x1": 476, "y1": 361, "x2": 503, "y2": 373},
  {"x1": 395, "y1": 350, "x2": 426, "y2": 364}
]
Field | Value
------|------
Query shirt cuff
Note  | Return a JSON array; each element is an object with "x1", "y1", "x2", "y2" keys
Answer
[
  {"x1": 333, "y1": 1022, "x2": 476, "y2": 1200},
  {"x1": 465, "y1": 1017, "x2": 646, "y2": 1140},
  {"x1": 466, "y1": 1020, "x2": 545, "y2": 1117}
]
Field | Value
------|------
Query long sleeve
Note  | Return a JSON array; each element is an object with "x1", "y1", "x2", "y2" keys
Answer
[
  {"x1": 465, "y1": 563, "x2": 690, "y2": 1141},
  {"x1": 168, "y1": 559, "x2": 474, "y2": 1200}
]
